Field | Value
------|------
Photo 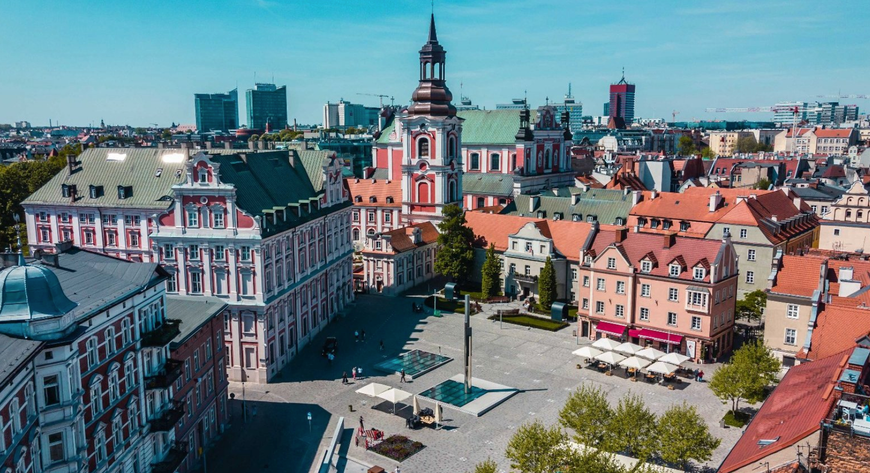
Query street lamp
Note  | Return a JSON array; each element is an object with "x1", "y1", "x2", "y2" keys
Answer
[{"x1": 307, "y1": 412, "x2": 312, "y2": 432}]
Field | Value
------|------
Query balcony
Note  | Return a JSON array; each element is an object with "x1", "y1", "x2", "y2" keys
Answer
[
  {"x1": 145, "y1": 359, "x2": 183, "y2": 390},
  {"x1": 149, "y1": 401, "x2": 185, "y2": 432},
  {"x1": 513, "y1": 273, "x2": 539, "y2": 284},
  {"x1": 141, "y1": 320, "x2": 181, "y2": 347},
  {"x1": 152, "y1": 441, "x2": 188, "y2": 473}
]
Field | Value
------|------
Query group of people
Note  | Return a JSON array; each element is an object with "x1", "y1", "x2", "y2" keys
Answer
[{"x1": 342, "y1": 366, "x2": 365, "y2": 384}]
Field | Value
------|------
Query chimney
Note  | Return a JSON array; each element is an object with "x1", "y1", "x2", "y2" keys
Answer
[
  {"x1": 793, "y1": 196, "x2": 802, "y2": 210},
  {"x1": 663, "y1": 232, "x2": 675, "y2": 249},
  {"x1": 615, "y1": 227, "x2": 627, "y2": 243},
  {"x1": 572, "y1": 193, "x2": 581, "y2": 205},
  {"x1": 205, "y1": 142, "x2": 213, "y2": 150},
  {"x1": 529, "y1": 195, "x2": 540, "y2": 213},
  {"x1": 224, "y1": 141, "x2": 232, "y2": 150},
  {"x1": 709, "y1": 191, "x2": 723, "y2": 212},
  {"x1": 771, "y1": 215, "x2": 778, "y2": 222},
  {"x1": 288, "y1": 151, "x2": 298, "y2": 168},
  {"x1": 248, "y1": 140, "x2": 256, "y2": 151},
  {"x1": 623, "y1": 186, "x2": 632, "y2": 196},
  {"x1": 257, "y1": 140, "x2": 266, "y2": 150},
  {"x1": 650, "y1": 189, "x2": 658, "y2": 200},
  {"x1": 67, "y1": 154, "x2": 77, "y2": 174},
  {"x1": 631, "y1": 190, "x2": 642, "y2": 206}
]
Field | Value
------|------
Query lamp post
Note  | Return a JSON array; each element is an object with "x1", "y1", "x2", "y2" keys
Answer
[
  {"x1": 307, "y1": 412, "x2": 312, "y2": 432},
  {"x1": 242, "y1": 380, "x2": 247, "y2": 424}
]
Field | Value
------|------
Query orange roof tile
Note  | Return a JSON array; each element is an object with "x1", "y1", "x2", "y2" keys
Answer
[
  {"x1": 465, "y1": 212, "x2": 539, "y2": 252},
  {"x1": 345, "y1": 178, "x2": 402, "y2": 208},
  {"x1": 770, "y1": 255, "x2": 825, "y2": 298},
  {"x1": 805, "y1": 307, "x2": 870, "y2": 361},
  {"x1": 719, "y1": 349, "x2": 849, "y2": 472},
  {"x1": 813, "y1": 129, "x2": 855, "y2": 138},
  {"x1": 382, "y1": 222, "x2": 439, "y2": 253}
]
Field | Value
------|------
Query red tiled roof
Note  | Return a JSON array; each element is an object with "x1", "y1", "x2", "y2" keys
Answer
[
  {"x1": 770, "y1": 255, "x2": 825, "y2": 298},
  {"x1": 826, "y1": 258, "x2": 870, "y2": 307},
  {"x1": 804, "y1": 307, "x2": 870, "y2": 361},
  {"x1": 813, "y1": 129, "x2": 855, "y2": 138},
  {"x1": 345, "y1": 178, "x2": 402, "y2": 208},
  {"x1": 718, "y1": 349, "x2": 850, "y2": 472},
  {"x1": 465, "y1": 212, "x2": 539, "y2": 252}
]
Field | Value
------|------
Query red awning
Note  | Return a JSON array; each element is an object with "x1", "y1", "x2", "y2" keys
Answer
[
  {"x1": 637, "y1": 328, "x2": 683, "y2": 345},
  {"x1": 595, "y1": 321, "x2": 627, "y2": 337},
  {"x1": 628, "y1": 329, "x2": 642, "y2": 338}
]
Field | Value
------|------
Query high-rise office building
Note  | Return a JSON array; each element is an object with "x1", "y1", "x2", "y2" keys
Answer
[
  {"x1": 246, "y1": 83, "x2": 288, "y2": 131},
  {"x1": 554, "y1": 84, "x2": 583, "y2": 133},
  {"x1": 323, "y1": 100, "x2": 380, "y2": 129},
  {"x1": 774, "y1": 101, "x2": 860, "y2": 126},
  {"x1": 194, "y1": 89, "x2": 239, "y2": 132},
  {"x1": 608, "y1": 70, "x2": 636, "y2": 126},
  {"x1": 496, "y1": 98, "x2": 528, "y2": 110}
]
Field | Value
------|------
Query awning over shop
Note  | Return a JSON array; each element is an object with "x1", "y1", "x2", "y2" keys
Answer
[
  {"x1": 595, "y1": 321, "x2": 627, "y2": 337},
  {"x1": 636, "y1": 328, "x2": 683, "y2": 345},
  {"x1": 628, "y1": 329, "x2": 642, "y2": 338}
]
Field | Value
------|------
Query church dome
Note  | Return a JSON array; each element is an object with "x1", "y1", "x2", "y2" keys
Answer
[{"x1": 0, "y1": 263, "x2": 77, "y2": 322}]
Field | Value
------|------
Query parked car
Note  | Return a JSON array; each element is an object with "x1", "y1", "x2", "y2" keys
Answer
[{"x1": 322, "y1": 336, "x2": 338, "y2": 357}]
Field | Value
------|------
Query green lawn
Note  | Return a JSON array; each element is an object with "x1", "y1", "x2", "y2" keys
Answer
[
  {"x1": 487, "y1": 313, "x2": 569, "y2": 332},
  {"x1": 423, "y1": 296, "x2": 466, "y2": 313}
]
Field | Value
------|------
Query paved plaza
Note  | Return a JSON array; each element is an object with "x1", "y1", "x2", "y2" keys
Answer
[{"x1": 207, "y1": 292, "x2": 743, "y2": 473}]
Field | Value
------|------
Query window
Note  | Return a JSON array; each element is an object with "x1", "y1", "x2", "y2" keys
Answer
[
  {"x1": 44, "y1": 374, "x2": 61, "y2": 406},
  {"x1": 90, "y1": 383, "x2": 102, "y2": 417},
  {"x1": 490, "y1": 153, "x2": 500, "y2": 170},
  {"x1": 470, "y1": 153, "x2": 480, "y2": 170},
  {"x1": 109, "y1": 369, "x2": 120, "y2": 403},
  {"x1": 607, "y1": 257, "x2": 616, "y2": 269},
  {"x1": 214, "y1": 245, "x2": 225, "y2": 260},
  {"x1": 668, "y1": 288, "x2": 678, "y2": 302},
  {"x1": 688, "y1": 291, "x2": 707, "y2": 307},
  {"x1": 571, "y1": 268, "x2": 578, "y2": 281},
  {"x1": 680, "y1": 221, "x2": 690, "y2": 231},
  {"x1": 669, "y1": 264, "x2": 681, "y2": 277},
  {"x1": 739, "y1": 228, "x2": 748, "y2": 239},
  {"x1": 189, "y1": 244, "x2": 200, "y2": 260},
  {"x1": 163, "y1": 244, "x2": 175, "y2": 259},
  {"x1": 129, "y1": 232, "x2": 139, "y2": 247},
  {"x1": 582, "y1": 299, "x2": 589, "y2": 310},
  {"x1": 48, "y1": 432, "x2": 65, "y2": 462},
  {"x1": 242, "y1": 314, "x2": 255, "y2": 335},
  {"x1": 187, "y1": 209, "x2": 199, "y2": 227},
  {"x1": 745, "y1": 271, "x2": 755, "y2": 284},
  {"x1": 693, "y1": 267, "x2": 705, "y2": 280},
  {"x1": 786, "y1": 304, "x2": 799, "y2": 319},
  {"x1": 596, "y1": 278, "x2": 605, "y2": 291},
  {"x1": 615, "y1": 304, "x2": 625, "y2": 318},
  {"x1": 640, "y1": 307, "x2": 650, "y2": 321},
  {"x1": 691, "y1": 316, "x2": 702, "y2": 331},
  {"x1": 190, "y1": 272, "x2": 202, "y2": 293},
  {"x1": 747, "y1": 249, "x2": 756, "y2": 261},
  {"x1": 616, "y1": 281, "x2": 625, "y2": 294},
  {"x1": 87, "y1": 338, "x2": 98, "y2": 368},
  {"x1": 524, "y1": 265, "x2": 531, "y2": 276},
  {"x1": 214, "y1": 210, "x2": 224, "y2": 228},
  {"x1": 185, "y1": 359, "x2": 192, "y2": 381},
  {"x1": 106, "y1": 232, "x2": 116, "y2": 246},
  {"x1": 417, "y1": 138, "x2": 429, "y2": 158},
  {"x1": 105, "y1": 328, "x2": 116, "y2": 354},
  {"x1": 595, "y1": 301, "x2": 605, "y2": 314},
  {"x1": 667, "y1": 312, "x2": 677, "y2": 326},
  {"x1": 784, "y1": 328, "x2": 797, "y2": 345},
  {"x1": 641, "y1": 260, "x2": 652, "y2": 273},
  {"x1": 384, "y1": 212, "x2": 391, "y2": 223},
  {"x1": 582, "y1": 276, "x2": 590, "y2": 287},
  {"x1": 194, "y1": 351, "x2": 200, "y2": 371},
  {"x1": 166, "y1": 271, "x2": 177, "y2": 293},
  {"x1": 640, "y1": 284, "x2": 650, "y2": 297},
  {"x1": 834, "y1": 229, "x2": 840, "y2": 236},
  {"x1": 722, "y1": 227, "x2": 730, "y2": 237},
  {"x1": 241, "y1": 246, "x2": 251, "y2": 261},
  {"x1": 352, "y1": 211, "x2": 359, "y2": 222}
]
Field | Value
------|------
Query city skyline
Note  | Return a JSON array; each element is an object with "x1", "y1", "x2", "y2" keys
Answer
[{"x1": 2, "y1": 0, "x2": 868, "y2": 127}]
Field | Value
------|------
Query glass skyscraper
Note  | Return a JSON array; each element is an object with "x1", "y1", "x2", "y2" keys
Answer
[
  {"x1": 246, "y1": 83, "x2": 288, "y2": 131},
  {"x1": 194, "y1": 89, "x2": 239, "y2": 132}
]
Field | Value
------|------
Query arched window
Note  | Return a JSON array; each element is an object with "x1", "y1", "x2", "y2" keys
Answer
[
  {"x1": 121, "y1": 318, "x2": 132, "y2": 346},
  {"x1": 352, "y1": 229, "x2": 360, "y2": 241},
  {"x1": 367, "y1": 228, "x2": 376, "y2": 236},
  {"x1": 511, "y1": 153, "x2": 517, "y2": 170},
  {"x1": 448, "y1": 137, "x2": 456, "y2": 160},
  {"x1": 418, "y1": 182, "x2": 431, "y2": 203},
  {"x1": 105, "y1": 327, "x2": 116, "y2": 354},
  {"x1": 449, "y1": 181, "x2": 457, "y2": 202},
  {"x1": 490, "y1": 153, "x2": 500, "y2": 171},
  {"x1": 418, "y1": 137, "x2": 429, "y2": 158},
  {"x1": 86, "y1": 338, "x2": 98, "y2": 368},
  {"x1": 846, "y1": 210, "x2": 853, "y2": 219},
  {"x1": 545, "y1": 149, "x2": 552, "y2": 168}
]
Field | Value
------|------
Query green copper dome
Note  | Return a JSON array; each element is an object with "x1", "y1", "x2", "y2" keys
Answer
[{"x1": 0, "y1": 263, "x2": 77, "y2": 322}]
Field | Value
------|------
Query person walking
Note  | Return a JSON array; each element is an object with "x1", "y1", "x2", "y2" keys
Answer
[
  {"x1": 352, "y1": 367, "x2": 357, "y2": 381},
  {"x1": 342, "y1": 372, "x2": 348, "y2": 385},
  {"x1": 357, "y1": 367, "x2": 363, "y2": 380},
  {"x1": 400, "y1": 369, "x2": 406, "y2": 383},
  {"x1": 698, "y1": 370, "x2": 705, "y2": 382},
  {"x1": 379, "y1": 340, "x2": 384, "y2": 351},
  {"x1": 693, "y1": 368, "x2": 700, "y2": 381},
  {"x1": 359, "y1": 415, "x2": 365, "y2": 432},
  {"x1": 354, "y1": 330, "x2": 359, "y2": 342}
]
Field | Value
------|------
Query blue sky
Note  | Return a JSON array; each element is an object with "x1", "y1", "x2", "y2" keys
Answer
[{"x1": 1, "y1": 0, "x2": 868, "y2": 127}]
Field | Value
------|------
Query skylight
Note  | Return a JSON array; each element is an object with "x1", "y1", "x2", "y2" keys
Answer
[{"x1": 106, "y1": 153, "x2": 126, "y2": 161}]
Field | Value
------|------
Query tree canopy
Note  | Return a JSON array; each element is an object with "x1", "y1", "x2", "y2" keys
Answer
[
  {"x1": 700, "y1": 147, "x2": 716, "y2": 159},
  {"x1": 480, "y1": 243, "x2": 501, "y2": 300},
  {"x1": 505, "y1": 420, "x2": 569, "y2": 473},
  {"x1": 559, "y1": 385, "x2": 612, "y2": 449},
  {"x1": 538, "y1": 256, "x2": 557, "y2": 310},
  {"x1": 677, "y1": 136, "x2": 697, "y2": 156},
  {"x1": 434, "y1": 204, "x2": 475, "y2": 284},
  {"x1": 603, "y1": 392, "x2": 658, "y2": 461},
  {"x1": 710, "y1": 340, "x2": 781, "y2": 413},
  {"x1": 735, "y1": 290, "x2": 766, "y2": 322},
  {"x1": 656, "y1": 402, "x2": 721, "y2": 468},
  {"x1": 735, "y1": 135, "x2": 758, "y2": 154}
]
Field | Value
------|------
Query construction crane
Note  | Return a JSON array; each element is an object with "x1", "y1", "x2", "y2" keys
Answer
[
  {"x1": 671, "y1": 110, "x2": 679, "y2": 122},
  {"x1": 356, "y1": 93, "x2": 394, "y2": 108},
  {"x1": 704, "y1": 106, "x2": 797, "y2": 113},
  {"x1": 816, "y1": 94, "x2": 870, "y2": 99}
]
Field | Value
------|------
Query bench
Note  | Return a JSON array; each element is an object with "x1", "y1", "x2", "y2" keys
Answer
[{"x1": 497, "y1": 309, "x2": 520, "y2": 317}]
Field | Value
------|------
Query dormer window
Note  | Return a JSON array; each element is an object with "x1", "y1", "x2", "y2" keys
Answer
[
  {"x1": 650, "y1": 219, "x2": 659, "y2": 229},
  {"x1": 553, "y1": 212, "x2": 562, "y2": 221},
  {"x1": 662, "y1": 220, "x2": 671, "y2": 230},
  {"x1": 586, "y1": 215, "x2": 595, "y2": 223},
  {"x1": 572, "y1": 214, "x2": 581, "y2": 222},
  {"x1": 537, "y1": 211, "x2": 545, "y2": 218},
  {"x1": 680, "y1": 221, "x2": 690, "y2": 231},
  {"x1": 354, "y1": 195, "x2": 362, "y2": 203},
  {"x1": 669, "y1": 264, "x2": 681, "y2": 277},
  {"x1": 641, "y1": 260, "x2": 652, "y2": 273},
  {"x1": 386, "y1": 196, "x2": 394, "y2": 204},
  {"x1": 369, "y1": 196, "x2": 377, "y2": 203},
  {"x1": 198, "y1": 169, "x2": 208, "y2": 183},
  {"x1": 615, "y1": 217, "x2": 625, "y2": 225}
]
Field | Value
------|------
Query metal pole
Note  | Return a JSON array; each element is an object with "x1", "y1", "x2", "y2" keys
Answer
[
  {"x1": 464, "y1": 295, "x2": 472, "y2": 394},
  {"x1": 242, "y1": 381, "x2": 247, "y2": 424}
]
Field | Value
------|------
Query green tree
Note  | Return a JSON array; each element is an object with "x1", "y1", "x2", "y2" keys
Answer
[
  {"x1": 161, "y1": 129, "x2": 172, "y2": 140},
  {"x1": 480, "y1": 243, "x2": 501, "y2": 300},
  {"x1": 603, "y1": 392, "x2": 657, "y2": 461},
  {"x1": 735, "y1": 290, "x2": 766, "y2": 322},
  {"x1": 755, "y1": 142, "x2": 773, "y2": 152},
  {"x1": 656, "y1": 402, "x2": 721, "y2": 469},
  {"x1": 434, "y1": 204, "x2": 475, "y2": 284},
  {"x1": 471, "y1": 458, "x2": 498, "y2": 473},
  {"x1": 755, "y1": 178, "x2": 771, "y2": 190},
  {"x1": 248, "y1": 134, "x2": 260, "y2": 142},
  {"x1": 710, "y1": 340, "x2": 781, "y2": 413},
  {"x1": 735, "y1": 135, "x2": 758, "y2": 154},
  {"x1": 700, "y1": 147, "x2": 716, "y2": 159},
  {"x1": 504, "y1": 420, "x2": 570, "y2": 473},
  {"x1": 559, "y1": 385, "x2": 613, "y2": 449},
  {"x1": 677, "y1": 136, "x2": 696, "y2": 156},
  {"x1": 538, "y1": 256, "x2": 557, "y2": 310}
]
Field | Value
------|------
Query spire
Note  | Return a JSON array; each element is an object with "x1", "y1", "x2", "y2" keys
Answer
[{"x1": 428, "y1": 13, "x2": 438, "y2": 43}]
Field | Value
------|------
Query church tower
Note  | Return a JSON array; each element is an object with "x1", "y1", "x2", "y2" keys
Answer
[{"x1": 399, "y1": 14, "x2": 463, "y2": 225}]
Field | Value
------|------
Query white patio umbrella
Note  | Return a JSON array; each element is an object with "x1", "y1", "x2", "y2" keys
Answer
[
  {"x1": 592, "y1": 338, "x2": 621, "y2": 351},
  {"x1": 412, "y1": 395, "x2": 420, "y2": 415},
  {"x1": 646, "y1": 361, "x2": 678, "y2": 375},
  {"x1": 614, "y1": 342, "x2": 644, "y2": 355},
  {"x1": 594, "y1": 351, "x2": 626, "y2": 366},
  {"x1": 636, "y1": 347, "x2": 667, "y2": 361},
  {"x1": 618, "y1": 356, "x2": 651, "y2": 371},
  {"x1": 659, "y1": 352, "x2": 691, "y2": 365},
  {"x1": 377, "y1": 387, "x2": 413, "y2": 413},
  {"x1": 572, "y1": 346, "x2": 603, "y2": 359},
  {"x1": 355, "y1": 382, "x2": 391, "y2": 397}
]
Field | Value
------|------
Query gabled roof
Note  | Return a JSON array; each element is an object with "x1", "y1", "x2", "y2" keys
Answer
[
  {"x1": 465, "y1": 212, "x2": 538, "y2": 252},
  {"x1": 769, "y1": 255, "x2": 825, "y2": 298},
  {"x1": 812, "y1": 128, "x2": 855, "y2": 138},
  {"x1": 380, "y1": 222, "x2": 440, "y2": 254},
  {"x1": 167, "y1": 295, "x2": 227, "y2": 346},
  {"x1": 804, "y1": 307, "x2": 870, "y2": 361},
  {"x1": 718, "y1": 349, "x2": 849, "y2": 472},
  {"x1": 345, "y1": 178, "x2": 402, "y2": 208},
  {"x1": 463, "y1": 173, "x2": 514, "y2": 196},
  {"x1": 502, "y1": 189, "x2": 633, "y2": 226}
]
